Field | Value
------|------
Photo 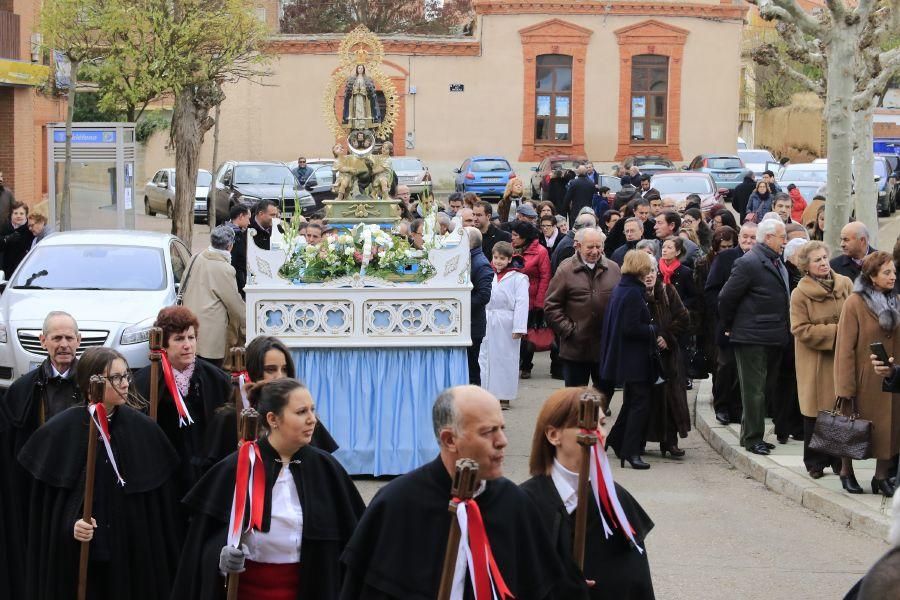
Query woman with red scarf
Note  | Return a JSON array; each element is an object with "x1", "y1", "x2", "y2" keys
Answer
[{"x1": 658, "y1": 237, "x2": 697, "y2": 390}]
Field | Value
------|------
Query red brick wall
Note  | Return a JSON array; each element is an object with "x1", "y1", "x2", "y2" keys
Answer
[{"x1": 0, "y1": 88, "x2": 14, "y2": 191}]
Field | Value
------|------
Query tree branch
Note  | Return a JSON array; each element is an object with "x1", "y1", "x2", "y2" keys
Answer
[
  {"x1": 854, "y1": 47, "x2": 900, "y2": 109},
  {"x1": 776, "y1": 21, "x2": 826, "y2": 66},
  {"x1": 750, "y1": 0, "x2": 824, "y2": 36},
  {"x1": 751, "y1": 43, "x2": 826, "y2": 95}
]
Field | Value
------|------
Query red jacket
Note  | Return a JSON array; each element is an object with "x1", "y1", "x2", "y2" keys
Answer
[
  {"x1": 519, "y1": 238, "x2": 551, "y2": 309},
  {"x1": 789, "y1": 188, "x2": 807, "y2": 223}
]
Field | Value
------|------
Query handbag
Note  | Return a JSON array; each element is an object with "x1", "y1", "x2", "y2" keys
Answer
[
  {"x1": 526, "y1": 326, "x2": 555, "y2": 352},
  {"x1": 687, "y1": 343, "x2": 710, "y2": 380},
  {"x1": 175, "y1": 254, "x2": 200, "y2": 306},
  {"x1": 808, "y1": 396, "x2": 873, "y2": 460}
]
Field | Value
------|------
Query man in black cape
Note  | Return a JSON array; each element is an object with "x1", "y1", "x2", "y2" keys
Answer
[
  {"x1": 17, "y1": 403, "x2": 181, "y2": 599},
  {"x1": 340, "y1": 385, "x2": 584, "y2": 599},
  {"x1": 0, "y1": 311, "x2": 83, "y2": 597}
]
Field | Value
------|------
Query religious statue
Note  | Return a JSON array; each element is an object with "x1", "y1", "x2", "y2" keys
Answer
[
  {"x1": 342, "y1": 64, "x2": 382, "y2": 130},
  {"x1": 332, "y1": 144, "x2": 362, "y2": 200},
  {"x1": 368, "y1": 141, "x2": 393, "y2": 201}
]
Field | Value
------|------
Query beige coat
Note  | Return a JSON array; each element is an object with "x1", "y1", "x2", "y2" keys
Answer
[
  {"x1": 834, "y1": 292, "x2": 900, "y2": 459},
  {"x1": 790, "y1": 273, "x2": 852, "y2": 417},
  {"x1": 181, "y1": 250, "x2": 246, "y2": 360}
]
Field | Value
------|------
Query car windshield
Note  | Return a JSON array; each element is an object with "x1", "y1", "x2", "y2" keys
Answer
[
  {"x1": 651, "y1": 176, "x2": 714, "y2": 194},
  {"x1": 706, "y1": 157, "x2": 743, "y2": 169},
  {"x1": 12, "y1": 245, "x2": 167, "y2": 290},
  {"x1": 548, "y1": 160, "x2": 583, "y2": 171},
  {"x1": 234, "y1": 165, "x2": 296, "y2": 186},
  {"x1": 170, "y1": 171, "x2": 212, "y2": 187},
  {"x1": 875, "y1": 160, "x2": 888, "y2": 180},
  {"x1": 739, "y1": 151, "x2": 774, "y2": 163},
  {"x1": 635, "y1": 157, "x2": 673, "y2": 167},
  {"x1": 471, "y1": 160, "x2": 511, "y2": 173},
  {"x1": 780, "y1": 167, "x2": 827, "y2": 182},
  {"x1": 392, "y1": 158, "x2": 424, "y2": 171}
]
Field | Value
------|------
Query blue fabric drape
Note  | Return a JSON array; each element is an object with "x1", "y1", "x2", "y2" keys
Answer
[{"x1": 291, "y1": 347, "x2": 469, "y2": 475}]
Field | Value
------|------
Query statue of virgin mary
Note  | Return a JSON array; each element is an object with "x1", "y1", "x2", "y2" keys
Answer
[{"x1": 342, "y1": 64, "x2": 382, "y2": 130}]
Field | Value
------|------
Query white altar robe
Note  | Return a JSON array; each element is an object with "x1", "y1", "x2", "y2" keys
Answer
[{"x1": 478, "y1": 270, "x2": 530, "y2": 400}]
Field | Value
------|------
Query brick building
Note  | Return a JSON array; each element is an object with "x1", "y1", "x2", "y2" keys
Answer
[{"x1": 0, "y1": 0, "x2": 65, "y2": 208}]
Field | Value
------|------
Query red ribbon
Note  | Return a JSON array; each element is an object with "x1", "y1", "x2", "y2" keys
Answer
[
  {"x1": 160, "y1": 351, "x2": 194, "y2": 426},
  {"x1": 228, "y1": 440, "x2": 265, "y2": 546},
  {"x1": 583, "y1": 427, "x2": 638, "y2": 538},
  {"x1": 87, "y1": 402, "x2": 126, "y2": 486},
  {"x1": 461, "y1": 499, "x2": 514, "y2": 600},
  {"x1": 231, "y1": 371, "x2": 252, "y2": 409}
]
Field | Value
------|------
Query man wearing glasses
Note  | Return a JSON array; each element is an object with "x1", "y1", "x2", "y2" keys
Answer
[
  {"x1": 717, "y1": 219, "x2": 790, "y2": 456},
  {"x1": 293, "y1": 156, "x2": 313, "y2": 185}
]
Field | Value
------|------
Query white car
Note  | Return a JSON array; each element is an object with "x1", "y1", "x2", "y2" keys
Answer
[
  {"x1": 737, "y1": 149, "x2": 778, "y2": 179},
  {"x1": 777, "y1": 163, "x2": 832, "y2": 204},
  {"x1": 144, "y1": 168, "x2": 212, "y2": 224},
  {"x1": 0, "y1": 230, "x2": 191, "y2": 388}
]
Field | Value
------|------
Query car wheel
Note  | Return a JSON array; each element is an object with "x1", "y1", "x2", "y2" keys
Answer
[
  {"x1": 166, "y1": 201, "x2": 174, "y2": 220},
  {"x1": 144, "y1": 197, "x2": 155, "y2": 216}
]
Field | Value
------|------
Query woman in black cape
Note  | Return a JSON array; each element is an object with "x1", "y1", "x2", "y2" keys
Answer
[
  {"x1": 172, "y1": 378, "x2": 365, "y2": 600},
  {"x1": 18, "y1": 347, "x2": 181, "y2": 600},
  {"x1": 521, "y1": 387, "x2": 655, "y2": 600},
  {"x1": 203, "y1": 335, "x2": 338, "y2": 464}
]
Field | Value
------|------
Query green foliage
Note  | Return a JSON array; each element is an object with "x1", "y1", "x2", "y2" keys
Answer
[
  {"x1": 280, "y1": 0, "x2": 474, "y2": 35},
  {"x1": 73, "y1": 92, "x2": 121, "y2": 122},
  {"x1": 39, "y1": 0, "x2": 108, "y2": 64},
  {"x1": 135, "y1": 112, "x2": 170, "y2": 142}
]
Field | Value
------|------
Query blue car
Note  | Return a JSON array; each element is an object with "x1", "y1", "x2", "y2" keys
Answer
[{"x1": 453, "y1": 156, "x2": 516, "y2": 198}]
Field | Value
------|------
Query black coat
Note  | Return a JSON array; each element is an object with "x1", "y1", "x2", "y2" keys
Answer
[
  {"x1": 830, "y1": 246, "x2": 876, "y2": 283},
  {"x1": 661, "y1": 263, "x2": 697, "y2": 312},
  {"x1": 718, "y1": 243, "x2": 791, "y2": 347},
  {"x1": 481, "y1": 224, "x2": 512, "y2": 258},
  {"x1": 704, "y1": 247, "x2": 745, "y2": 346},
  {"x1": 564, "y1": 176, "x2": 597, "y2": 226},
  {"x1": 248, "y1": 217, "x2": 284, "y2": 251},
  {"x1": 611, "y1": 241, "x2": 639, "y2": 266},
  {"x1": 18, "y1": 405, "x2": 181, "y2": 600},
  {"x1": 520, "y1": 475, "x2": 654, "y2": 600},
  {"x1": 731, "y1": 176, "x2": 756, "y2": 221},
  {"x1": 229, "y1": 225, "x2": 247, "y2": 296},
  {"x1": 470, "y1": 247, "x2": 494, "y2": 340},
  {"x1": 547, "y1": 177, "x2": 568, "y2": 214},
  {"x1": 600, "y1": 275, "x2": 656, "y2": 384},
  {"x1": 0, "y1": 220, "x2": 34, "y2": 276},
  {"x1": 551, "y1": 233, "x2": 576, "y2": 275},
  {"x1": 172, "y1": 438, "x2": 365, "y2": 600}
]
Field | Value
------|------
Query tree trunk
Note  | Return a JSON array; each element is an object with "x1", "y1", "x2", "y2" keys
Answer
[
  {"x1": 852, "y1": 102, "x2": 878, "y2": 248},
  {"x1": 60, "y1": 59, "x2": 79, "y2": 232},
  {"x1": 171, "y1": 89, "x2": 205, "y2": 247},
  {"x1": 209, "y1": 101, "x2": 221, "y2": 229},
  {"x1": 822, "y1": 26, "x2": 857, "y2": 252}
]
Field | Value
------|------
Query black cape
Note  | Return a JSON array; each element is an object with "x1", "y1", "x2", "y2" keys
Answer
[
  {"x1": 17, "y1": 404, "x2": 181, "y2": 600},
  {"x1": 171, "y1": 437, "x2": 365, "y2": 600},
  {"x1": 521, "y1": 474, "x2": 655, "y2": 600},
  {"x1": 340, "y1": 457, "x2": 580, "y2": 600},
  {"x1": 133, "y1": 359, "x2": 232, "y2": 496},
  {"x1": 0, "y1": 360, "x2": 83, "y2": 597}
]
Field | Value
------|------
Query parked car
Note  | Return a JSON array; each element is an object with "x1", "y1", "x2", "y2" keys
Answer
[
  {"x1": 649, "y1": 172, "x2": 717, "y2": 205},
  {"x1": 632, "y1": 156, "x2": 676, "y2": 177},
  {"x1": 303, "y1": 161, "x2": 336, "y2": 208},
  {"x1": 453, "y1": 156, "x2": 516, "y2": 199},
  {"x1": 144, "y1": 168, "x2": 212, "y2": 224},
  {"x1": 392, "y1": 157, "x2": 433, "y2": 198},
  {"x1": 879, "y1": 153, "x2": 900, "y2": 214},
  {"x1": 684, "y1": 154, "x2": 749, "y2": 191},
  {"x1": 528, "y1": 155, "x2": 586, "y2": 199},
  {"x1": 0, "y1": 230, "x2": 191, "y2": 388},
  {"x1": 737, "y1": 149, "x2": 779, "y2": 179},
  {"x1": 737, "y1": 137, "x2": 748, "y2": 150},
  {"x1": 874, "y1": 155, "x2": 896, "y2": 215},
  {"x1": 210, "y1": 161, "x2": 315, "y2": 225},
  {"x1": 777, "y1": 162, "x2": 830, "y2": 205}
]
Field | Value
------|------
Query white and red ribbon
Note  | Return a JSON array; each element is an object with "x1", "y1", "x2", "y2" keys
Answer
[
  {"x1": 586, "y1": 428, "x2": 644, "y2": 554},
  {"x1": 451, "y1": 497, "x2": 515, "y2": 600},
  {"x1": 160, "y1": 351, "x2": 194, "y2": 427},
  {"x1": 226, "y1": 440, "x2": 265, "y2": 548},
  {"x1": 232, "y1": 371, "x2": 251, "y2": 409},
  {"x1": 87, "y1": 403, "x2": 125, "y2": 486}
]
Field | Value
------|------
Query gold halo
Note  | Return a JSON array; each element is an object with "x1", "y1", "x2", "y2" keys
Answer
[{"x1": 338, "y1": 25, "x2": 385, "y2": 69}]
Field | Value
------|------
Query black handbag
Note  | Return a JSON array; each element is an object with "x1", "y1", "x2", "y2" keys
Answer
[
  {"x1": 808, "y1": 396, "x2": 874, "y2": 460},
  {"x1": 687, "y1": 344, "x2": 710, "y2": 380}
]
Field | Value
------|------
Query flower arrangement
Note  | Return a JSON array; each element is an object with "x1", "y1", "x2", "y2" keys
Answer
[{"x1": 278, "y1": 223, "x2": 435, "y2": 282}]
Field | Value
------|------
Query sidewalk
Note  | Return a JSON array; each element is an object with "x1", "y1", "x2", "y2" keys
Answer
[{"x1": 694, "y1": 378, "x2": 894, "y2": 542}]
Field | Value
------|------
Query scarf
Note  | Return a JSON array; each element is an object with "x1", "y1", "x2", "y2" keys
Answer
[
  {"x1": 658, "y1": 257, "x2": 681, "y2": 285},
  {"x1": 171, "y1": 361, "x2": 195, "y2": 398},
  {"x1": 812, "y1": 274, "x2": 835, "y2": 294},
  {"x1": 854, "y1": 277, "x2": 900, "y2": 332}
]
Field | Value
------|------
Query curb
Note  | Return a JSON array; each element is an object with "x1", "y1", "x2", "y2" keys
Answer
[{"x1": 693, "y1": 378, "x2": 892, "y2": 542}]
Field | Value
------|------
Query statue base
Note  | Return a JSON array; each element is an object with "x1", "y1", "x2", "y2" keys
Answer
[{"x1": 324, "y1": 194, "x2": 401, "y2": 228}]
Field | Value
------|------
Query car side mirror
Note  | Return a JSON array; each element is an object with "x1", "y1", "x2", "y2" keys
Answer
[
  {"x1": 453, "y1": 168, "x2": 461, "y2": 174},
  {"x1": 530, "y1": 166, "x2": 539, "y2": 171},
  {"x1": 875, "y1": 175, "x2": 881, "y2": 183}
]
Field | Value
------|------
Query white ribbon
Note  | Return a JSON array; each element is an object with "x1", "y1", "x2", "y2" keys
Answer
[
  {"x1": 238, "y1": 374, "x2": 249, "y2": 409},
  {"x1": 590, "y1": 445, "x2": 644, "y2": 554},
  {"x1": 87, "y1": 404, "x2": 125, "y2": 486},
  {"x1": 226, "y1": 445, "x2": 259, "y2": 548},
  {"x1": 450, "y1": 502, "x2": 500, "y2": 600}
]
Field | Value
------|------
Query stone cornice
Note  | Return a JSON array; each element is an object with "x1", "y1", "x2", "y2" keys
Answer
[
  {"x1": 475, "y1": 0, "x2": 747, "y2": 20},
  {"x1": 266, "y1": 36, "x2": 481, "y2": 56}
]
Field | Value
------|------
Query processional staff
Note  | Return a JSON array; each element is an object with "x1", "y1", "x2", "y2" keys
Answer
[
  {"x1": 437, "y1": 458, "x2": 479, "y2": 600},
  {"x1": 77, "y1": 375, "x2": 106, "y2": 600},
  {"x1": 148, "y1": 327, "x2": 164, "y2": 421},
  {"x1": 573, "y1": 391, "x2": 600, "y2": 570},
  {"x1": 226, "y1": 408, "x2": 261, "y2": 600}
]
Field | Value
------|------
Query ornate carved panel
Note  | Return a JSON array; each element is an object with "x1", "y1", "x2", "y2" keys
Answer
[
  {"x1": 364, "y1": 300, "x2": 461, "y2": 336},
  {"x1": 256, "y1": 301, "x2": 354, "y2": 336}
]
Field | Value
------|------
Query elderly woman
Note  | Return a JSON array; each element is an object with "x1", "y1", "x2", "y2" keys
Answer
[
  {"x1": 790, "y1": 241, "x2": 853, "y2": 483},
  {"x1": 601, "y1": 250, "x2": 658, "y2": 470},
  {"x1": 511, "y1": 221, "x2": 551, "y2": 380},
  {"x1": 134, "y1": 306, "x2": 232, "y2": 496},
  {"x1": 835, "y1": 251, "x2": 900, "y2": 497},
  {"x1": 521, "y1": 387, "x2": 655, "y2": 600}
]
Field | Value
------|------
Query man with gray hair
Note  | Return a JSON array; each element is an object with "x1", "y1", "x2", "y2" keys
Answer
[
  {"x1": 831, "y1": 221, "x2": 875, "y2": 281},
  {"x1": 718, "y1": 219, "x2": 789, "y2": 455},
  {"x1": 340, "y1": 385, "x2": 582, "y2": 599},
  {"x1": 180, "y1": 225, "x2": 246, "y2": 367},
  {"x1": 551, "y1": 212, "x2": 597, "y2": 274}
]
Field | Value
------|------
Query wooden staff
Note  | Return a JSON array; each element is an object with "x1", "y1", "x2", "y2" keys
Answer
[
  {"x1": 148, "y1": 327, "x2": 163, "y2": 421},
  {"x1": 230, "y1": 346, "x2": 246, "y2": 439},
  {"x1": 437, "y1": 458, "x2": 480, "y2": 600},
  {"x1": 77, "y1": 375, "x2": 106, "y2": 600},
  {"x1": 226, "y1": 407, "x2": 260, "y2": 600},
  {"x1": 573, "y1": 391, "x2": 600, "y2": 570}
]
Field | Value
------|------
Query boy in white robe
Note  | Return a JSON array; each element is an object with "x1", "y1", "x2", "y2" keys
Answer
[{"x1": 478, "y1": 241, "x2": 530, "y2": 408}]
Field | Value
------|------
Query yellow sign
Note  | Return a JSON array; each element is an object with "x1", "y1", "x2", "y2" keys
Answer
[{"x1": 0, "y1": 59, "x2": 50, "y2": 87}]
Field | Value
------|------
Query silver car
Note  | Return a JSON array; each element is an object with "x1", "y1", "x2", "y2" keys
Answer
[
  {"x1": 0, "y1": 230, "x2": 191, "y2": 388},
  {"x1": 144, "y1": 168, "x2": 212, "y2": 224},
  {"x1": 392, "y1": 157, "x2": 433, "y2": 197}
]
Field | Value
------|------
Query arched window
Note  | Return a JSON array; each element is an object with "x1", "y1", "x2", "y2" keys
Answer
[
  {"x1": 630, "y1": 54, "x2": 668, "y2": 142},
  {"x1": 535, "y1": 54, "x2": 573, "y2": 142}
]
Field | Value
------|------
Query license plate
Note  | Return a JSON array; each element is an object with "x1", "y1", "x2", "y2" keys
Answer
[
  {"x1": 282, "y1": 211, "x2": 293, "y2": 218},
  {"x1": 718, "y1": 173, "x2": 739, "y2": 180},
  {"x1": 401, "y1": 176, "x2": 418, "y2": 183},
  {"x1": 482, "y1": 177, "x2": 501, "y2": 182}
]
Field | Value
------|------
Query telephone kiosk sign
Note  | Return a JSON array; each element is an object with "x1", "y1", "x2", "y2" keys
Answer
[{"x1": 52, "y1": 130, "x2": 117, "y2": 144}]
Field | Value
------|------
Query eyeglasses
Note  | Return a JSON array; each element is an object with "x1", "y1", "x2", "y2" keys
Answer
[{"x1": 105, "y1": 373, "x2": 133, "y2": 387}]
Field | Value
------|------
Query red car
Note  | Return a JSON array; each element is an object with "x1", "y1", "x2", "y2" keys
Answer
[{"x1": 529, "y1": 155, "x2": 587, "y2": 199}]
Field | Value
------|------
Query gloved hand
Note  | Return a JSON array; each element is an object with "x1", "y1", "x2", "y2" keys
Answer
[{"x1": 219, "y1": 544, "x2": 248, "y2": 574}]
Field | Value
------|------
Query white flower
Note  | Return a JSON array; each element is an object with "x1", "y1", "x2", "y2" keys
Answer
[{"x1": 344, "y1": 247, "x2": 354, "y2": 256}]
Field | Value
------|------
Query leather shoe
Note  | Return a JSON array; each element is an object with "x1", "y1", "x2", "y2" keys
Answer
[
  {"x1": 872, "y1": 477, "x2": 896, "y2": 497},
  {"x1": 763, "y1": 442, "x2": 776, "y2": 450},
  {"x1": 840, "y1": 474, "x2": 864, "y2": 494},
  {"x1": 715, "y1": 411, "x2": 730, "y2": 426},
  {"x1": 748, "y1": 442, "x2": 770, "y2": 455},
  {"x1": 776, "y1": 434, "x2": 789, "y2": 444}
]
